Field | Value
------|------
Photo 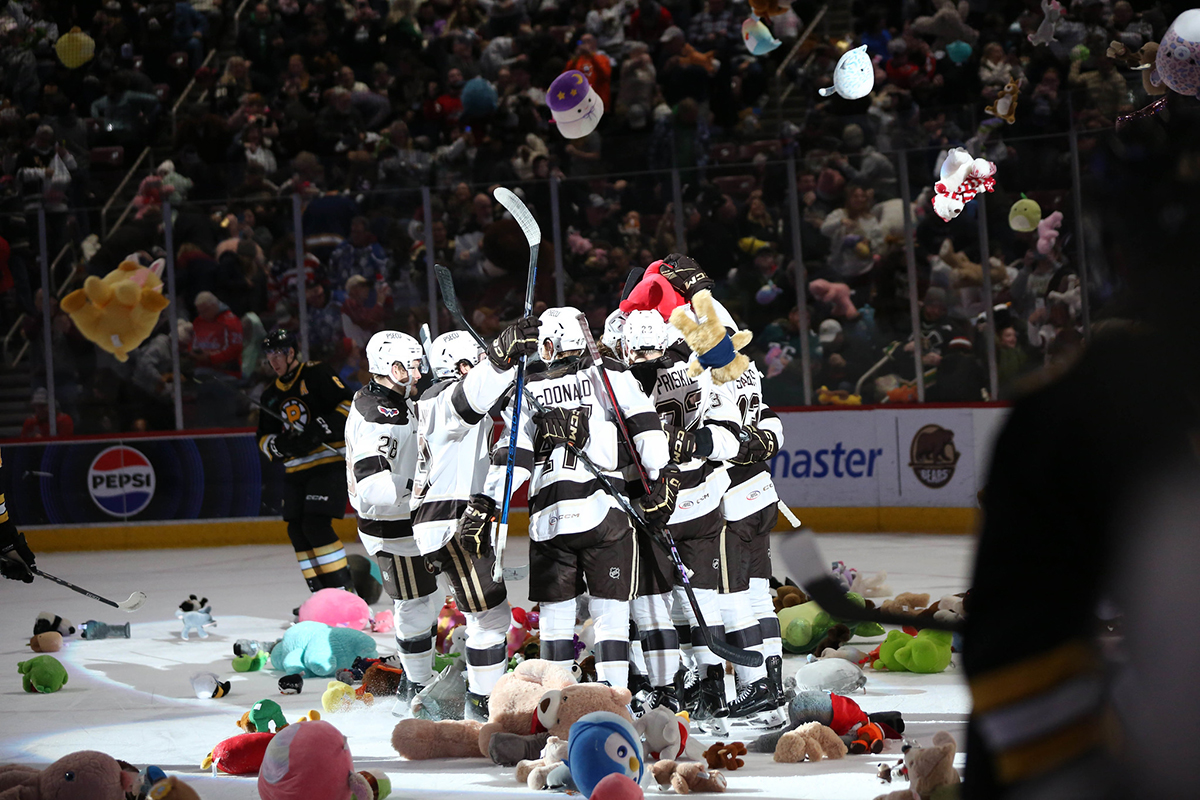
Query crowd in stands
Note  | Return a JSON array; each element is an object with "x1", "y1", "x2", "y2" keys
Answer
[{"x1": 0, "y1": 0, "x2": 1166, "y2": 434}]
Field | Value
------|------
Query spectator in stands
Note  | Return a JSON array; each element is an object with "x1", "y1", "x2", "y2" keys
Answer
[
  {"x1": 906, "y1": 286, "x2": 953, "y2": 369},
  {"x1": 328, "y1": 216, "x2": 391, "y2": 291},
  {"x1": 340, "y1": 274, "x2": 392, "y2": 348},
  {"x1": 687, "y1": 0, "x2": 738, "y2": 56},
  {"x1": 16, "y1": 125, "x2": 76, "y2": 252},
  {"x1": 628, "y1": 0, "x2": 674, "y2": 45},
  {"x1": 979, "y1": 41, "x2": 1024, "y2": 102},
  {"x1": 829, "y1": 124, "x2": 897, "y2": 201},
  {"x1": 996, "y1": 323, "x2": 1030, "y2": 396},
  {"x1": 820, "y1": 182, "x2": 883, "y2": 279},
  {"x1": 239, "y1": 2, "x2": 284, "y2": 82},
  {"x1": 21, "y1": 388, "x2": 73, "y2": 438},
  {"x1": 617, "y1": 42, "x2": 657, "y2": 130},
  {"x1": 90, "y1": 74, "x2": 160, "y2": 150},
  {"x1": 587, "y1": 0, "x2": 627, "y2": 56},
  {"x1": 1110, "y1": 1, "x2": 1154, "y2": 49},
  {"x1": 239, "y1": 122, "x2": 278, "y2": 176},
  {"x1": 340, "y1": 1, "x2": 385, "y2": 81},
  {"x1": 1069, "y1": 52, "x2": 1127, "y2": 120},
  {"x1": 926, "y1": 333, "x2": 989, "y2": 402},
  {"x1": 191, "y1": 290, "x2": 243, "y2": 377},
  {"x1": 173, "y1": 1, "x2": 210, "y2": 71},
  {"x1": 566, "y1": 34, "x2": 613, "y2": 109}
]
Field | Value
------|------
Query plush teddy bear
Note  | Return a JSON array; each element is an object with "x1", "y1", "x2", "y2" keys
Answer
[
  {"x1": 936, "y1": 240, "x2": 1007, "y2": 291},
  {"x1": 0, "y1": 751, "x2": 139, "y2": 800},
  {"x1": 881, "y1": 592, "x2": 930, "y2": 615},
  {"x1": 269, "y1": 621, "x2": 379, "y2": 678},
  {"x1": 636, "y1": 705, "x2": 706, "y2": 761},
  {"x1": 515, "y1": 735, "x2": 571, "y2": 790},
  {"x1": 61, "y1": 260, "x2": 171, "y2": 362},
  {"x1": 849, "y1": 571, "x2": 891, "y2": 598},
  {"x1": 702, "y1": 742, "x2": 746, "y2": 771},
  {"x1": 773, "y1": 722, "x2": 847, "y2": 763},
  {"x1": 651, "y1": 760, "x2": 728, "y2": 794},
  {"x1": 670, "y1": 290, "x2": 753, "y2": 386},
  {"x1": 392, "y1": 659, "x2": 625, "y2": 763},
  {"x1": 874, "y1": 732, "x2": 961, "y2": 800},
  {"x1": 910, "y1": 0, "x2": 978, "y2": 51},
  {"x1": 773, "y1": 582, "x2": 807, "y2": 612},
  {"x1": 18, "y1": 655, "x2": 68, "y2": 693},
  {"x1": 984, "y1": 77, "x2": 1020, "y2": 124}
]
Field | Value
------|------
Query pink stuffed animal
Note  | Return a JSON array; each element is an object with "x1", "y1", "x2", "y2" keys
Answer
[
  {"x1": 1036, "y1": 210, "x2": 1063, "y2": 255},
  {"x1": 0, "y1": 751, "x2": 139, "y2": 800},
  {"x1": 808, "y1": 279, "x2": 857, "y2": 319},
  {"x1": 437, "y1": 600, "x2": 466, "y2": 654},
  {"x1": 507, "y1": 606, "x2": 536, "y2": 658},
  {"x1": 258, "y1": 720, "x2": 377, "y2": 800},
  {"x1": 298, "y1": 588, "x2": 372, "y2": 630}
]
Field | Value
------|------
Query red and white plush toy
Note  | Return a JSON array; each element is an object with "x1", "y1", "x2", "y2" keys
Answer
[{"x1": 931, "y1": 147, "x2": 996, "y2": 222}]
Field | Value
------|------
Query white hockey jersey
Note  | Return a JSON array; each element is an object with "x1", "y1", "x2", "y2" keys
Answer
[
  {"x1": 635, "y1": 342, "x2": 741, "y2": 531},
  {"x1": 498, "y1": 354, "x2": 669, "y2": 542},
  {"x1": 344, "y1": 381, "x2": 418, "y2": 546},
  {"x1": 721, "y1": 363, "x2": 785, "y2": 521},
  {"x1": 410, "y1": 361, "x2": 515, "y2": 555}
]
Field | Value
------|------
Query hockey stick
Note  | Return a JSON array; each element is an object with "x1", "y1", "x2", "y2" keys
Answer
[
  {"x1": 779, "y1": 529, "x2": 963, "y2": 632},
  {"x1": 575, "y1": 314, "x2": 764, "y2": 668},
  {"x1": 418, "y1": 323, "x2": 432, "y2": 376},
  {"x1": 186, "y1": 374, "x2": 342, "y2": 457},
  {"x1": 490, "y1": 187, "x2": 540, "y2": 582},
  {"x1": 777, "y1": 501, "x2": 801, "y2": 528},
  {"x1": 32, "y1": 568, "x2": 147, "y2": 612}
]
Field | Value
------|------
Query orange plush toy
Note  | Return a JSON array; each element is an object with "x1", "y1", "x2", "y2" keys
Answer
[{"x1": 61, "y1": 260, "x2": 170, "y2": 362}]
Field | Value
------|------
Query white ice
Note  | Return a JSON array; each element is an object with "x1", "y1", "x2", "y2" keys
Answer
[{"x1": 0, "y1": 532, "x2": 975, "y2": 799}]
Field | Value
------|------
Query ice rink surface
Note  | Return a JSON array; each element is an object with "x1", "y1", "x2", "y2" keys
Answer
[{"x1": 0, "y1": 532, "x2": 976, "y2": 799}]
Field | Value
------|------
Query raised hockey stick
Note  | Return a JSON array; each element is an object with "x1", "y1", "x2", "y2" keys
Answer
[
  {"x1": 777, "y1": 501, "x2": 801, "y2": 528},
  {"x1": 490, "y1": 187, "x2": 541, "y2": 582},
  {"x1": 575, "y1": 314, "x2": 764, "y2": 668},
  {"x1": 33, "y1": 568, "x2": 147, "y2": 612},
  {"x1": 418, "y1": 323, "x2": 432, "y2": 376},
  {"x1": 779, "y1": 529, "x2": 963, "y2": 632}
]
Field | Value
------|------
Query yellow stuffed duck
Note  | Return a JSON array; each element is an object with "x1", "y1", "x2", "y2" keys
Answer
[{"x1": 61, "y1": 260, "x2": 170, "y2": 362}]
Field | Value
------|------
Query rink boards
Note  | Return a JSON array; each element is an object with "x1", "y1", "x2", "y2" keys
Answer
[{"x1": 4, "y1": 404, "x2": 1009, "y2": 550}]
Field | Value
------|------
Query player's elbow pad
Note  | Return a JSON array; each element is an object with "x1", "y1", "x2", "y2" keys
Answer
[
  {"x1": 582, "y1": 420, "x2": 619, "y2": 471},
  {"x1": 635, "y1": 430, "x2": 671, "y2": 473},
  {"x1": 356, "y1": 471, "x2": 397, "y2": 508}
]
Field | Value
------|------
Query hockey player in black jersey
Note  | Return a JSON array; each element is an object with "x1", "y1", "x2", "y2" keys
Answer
[
  {"x1": 258, "y1": 329, "x2": 355, "y2": 593},
  {"x1": 620, "y1": 308, "x2": 742, "y2": 732},
  {"x1": 0, "y1": 449, "x2": 36, "y2": 584},
  {"x1": 500, "y1": 307, "x2": 672, "y2": 689},
  {"x1": 344, "y1": 330, "x2": 426, "y2": 709},
  {"x1": 409, "y1": 319, "x2": 538, "y2": 721}
]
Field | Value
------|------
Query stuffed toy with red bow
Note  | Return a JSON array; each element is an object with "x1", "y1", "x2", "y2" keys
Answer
[{"x1": 931, "y1": 147, "x2": 996, "y2": 222}]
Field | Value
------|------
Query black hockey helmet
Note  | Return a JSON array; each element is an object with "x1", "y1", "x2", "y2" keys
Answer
[{"x1": 262, "y1": 328, "x2": 299, "y2": 355}]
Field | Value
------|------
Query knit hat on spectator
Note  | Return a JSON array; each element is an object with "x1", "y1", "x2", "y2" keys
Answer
[
  {"x1": 948, "y1": 335, "x2": 973, "y2": 350},
  {"x1": 818, "y1": 319, "x2": 843, "y2": 344},
  {"x1": 546, "y1": 70, "x2": 604, "y2": 139}
]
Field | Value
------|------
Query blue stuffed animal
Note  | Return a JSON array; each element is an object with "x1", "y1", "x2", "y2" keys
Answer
[
  {"x1": 268, "y1": 621, "x2": 378, "y2": 678},
  {"x1": 564, "y1": 711, "x2": 644, "y2": 799},
  {"x1": 177, "y1": 606, "x2": 216, "y2": 640}
]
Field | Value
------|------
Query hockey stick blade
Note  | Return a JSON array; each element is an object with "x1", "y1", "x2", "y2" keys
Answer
[
  {"x1": 418, "y1": 323, "x2": 432, "y2": 376},
  {"x1": 493, "y1": 187, "x2": 541, "y2": 247},
  {"x1": 778, "y1": 530, "x2": 962, "y2": 632},
  {"x1": 777, "y1": 501, "x2": 801, "y2": 529},
  {"x1": 33, "y1": 568, "x2": 147, "y2": 612}
]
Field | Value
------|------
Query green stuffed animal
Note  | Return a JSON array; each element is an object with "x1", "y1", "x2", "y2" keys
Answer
[
  {"x1": 778, "y1": 594, "x2": 887, "y2": 654},
  {"x1": 246, "y1": 699, "x2": 289, "y2": 733},
  {"x1": 873, "y1": 629, "x2": 953, "y2": 673},
  {"x1": 233, "y1": 651, "x2": 270, "y2": 673},
  {"x1": 19, "y1": 655, "x2": 69, "y2": 693}
]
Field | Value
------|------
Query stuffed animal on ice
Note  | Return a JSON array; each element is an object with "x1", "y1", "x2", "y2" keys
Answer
[
  {"x1": 777, "y1": 595, "x2": 884, "y2": 655},
  {"x1": 322, "y1": 680, "x2": 374, "y2": 714},
  {"x1": 391, "y1": 659, "x2": 632, "y2": 765},
  {"x1": 1036, "y1": 210, "x2": 1063, "y2": 255},
  {"x1": 985, "y1": 78, "x2": 1020, "y2": 124},
  {"x1": 191, "y1": 672, "x2": 231, "y2": 699},
  {"x1": 1151, "y1": 10, "x2": 1200, "y2": 99},
  {"x1": 515, "y1": 735, "x2": 572, "y2": 791},
  {"x1": 873, "y1": 731, "x2": 960, "y2": 800},
  {"x1": 258, "y1": 720, "x2": 390, "y2": 800},
  {"x1": 771, "y1": 722, "x2": 848, "y2": 763},
  {"x1": 269, "y1": 621, "x2": 379, "y2": 678},
  {"x1": 743, "y1": 14, "x2": 781, "y2": 56},
  {"x1": 203, "y1": 732, "x2": 276, "y2": 775},
  {"x1": 872, "y1": 629, "x2": 954, "y2": 673},
  {"x1": 931, "y1": 148, "x2": 996, "y2": 222},
  {"x1": 793, "y1": 656, "x2": 868, "y2": 694},
  {"x1": 34, "y1": 612, "x2": 75, "y2": 637},
  {"x1": 652, "y1": 760, "x2": 729, "y2": 794},
  {"x1": 1027, "y1": 0, "x2": 1063, "y2": 46},
  {"x1": 299, "y1": 588, "x2": 373, "y2": 630},
  {"x1": 61, "y1": 260, "x2": 170, "y2": 362},
  {"x1": 819, "y1": 45, "x2": 874, "y2": 100},
  {"x1": 636, "y1": 704, "x2": 707, "y2": 761},
  {"x1": 564, "y1": 712, "x2": 644, "y2": 798},
  {"x1": 177, "y1": 604, "x2": 216, "y2": 640},
  {"x1": 911, "y1": 0, "x2": 978, "y2": 52},
  {"x1": 0, "y1": 751, "x2": 140, "y2": 800},
  {"x1": 28, "y1": 632, "x2": 63, "y2": 652},
  {"x1": 18, "y1": 655, "x2": 68, "y2": 693}
]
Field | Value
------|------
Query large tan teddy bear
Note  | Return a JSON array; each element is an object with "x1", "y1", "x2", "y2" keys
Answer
[
  {"x1": 391, "y1": 659, "x2": 633, "y2": 765},
  {"x1": 874, "y1": 731, "x2": 961, "y2": 800},
  {"x1": 61, "y1": 260, "x2": 170, "y2": 362},
  {"x1": 773, "y1": 722, "x2": 848, "y2": 763}
]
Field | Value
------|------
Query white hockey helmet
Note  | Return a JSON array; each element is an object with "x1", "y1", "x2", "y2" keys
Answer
[
  {"x1": 622, "y1": 309, "x2": 670, "y2": 363},
  {"x1": 601, "y1": 309, "x2": 627, "y2": 359},
  {"x1": 427, "y1": 330, "x2": 483, "y2": 379},
  {"x1": 366, "y1": 330, "x2": 425, "y2": 378},
  {"x1": 538, "y1": 306, "x2": 587, "y2": 363}
]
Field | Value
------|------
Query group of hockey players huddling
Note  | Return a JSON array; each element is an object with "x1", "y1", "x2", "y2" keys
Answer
[{"x1": 255, "y1": 253, "x2": 787, "y2": 734}]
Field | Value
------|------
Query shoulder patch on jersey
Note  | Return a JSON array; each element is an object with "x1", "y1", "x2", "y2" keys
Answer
[{"x1": 378, "y1": 405, "x2": 400, "y2": 418}]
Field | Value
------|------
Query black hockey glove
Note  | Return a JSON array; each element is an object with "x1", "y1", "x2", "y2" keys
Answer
[
  {"x1": 456, "y1": 494, "x2": 497, "y2": 558},
  {"x1": 729, "y1": 426, "x2": 779, "y2": 466},
  {"x1": 487, "y1": 315, "x2": 541, "y2": 369},
  {"x1": 0, "y1": 530, "x2": 36, "y2": 583},
  {"x1": 638, "y1": 465, "x2": 681, "y2": 528},
  {"x1": 663, "y1": 425, "x2": 713, "y2": 463},
  {"x1": 658, "y1": 253, "x2": 715, "y2": 301},
  {"x1": 534, "y1": 407, "x2": 590, "y2": 452}
]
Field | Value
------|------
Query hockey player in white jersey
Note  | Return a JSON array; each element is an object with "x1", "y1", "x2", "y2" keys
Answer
[
  {"x1": 409, "y1": 318, "x2": 539, "y2": 721},
  {"x1": 497, "y1": 307, "x2": 673, "y2": 689},
  {"x1": 718, "y1": 362, "x2": 786, "y2": 725},
  {"x1": 344, "y1": 330, "x2": 427, "y2": 708},
  {"x1": 621, "y1": 308, "x2": 742, "y2": 730}
]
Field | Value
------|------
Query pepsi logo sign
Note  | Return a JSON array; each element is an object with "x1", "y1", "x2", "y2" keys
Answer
[{"x1": 88, "y1": 446, "x2": 155, "y2": 517}]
